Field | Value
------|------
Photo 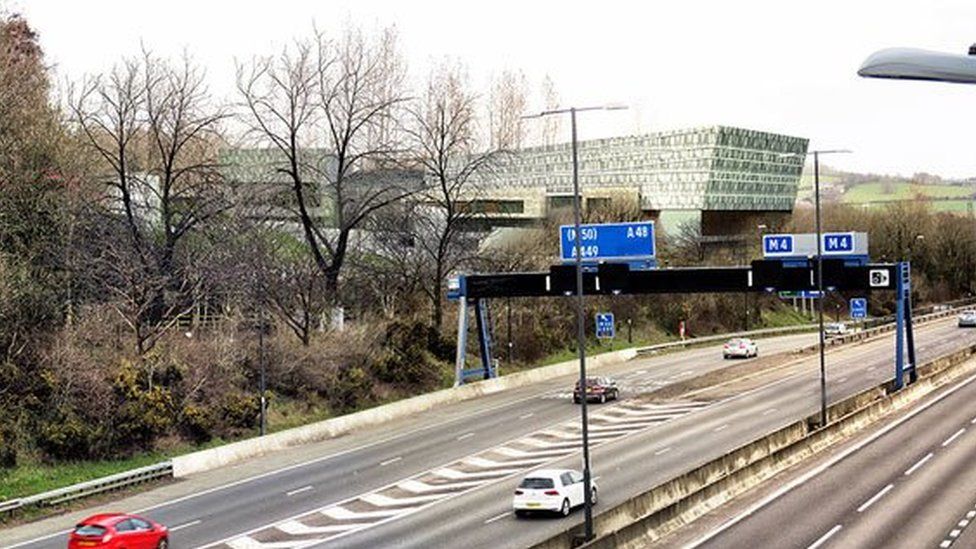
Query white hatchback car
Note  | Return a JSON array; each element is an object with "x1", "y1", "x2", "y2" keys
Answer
[
  {"x1": 723, "y1": 337, "x2": 758, "y2": 359},
  {"x1": 512, "y1": 469, "x2": 598, "y2": 517}
]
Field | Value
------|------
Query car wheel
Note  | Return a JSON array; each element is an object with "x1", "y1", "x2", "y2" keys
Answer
[
  {"x1": 599, "y1": 393, "x2": 606, "y2": 404},
  {"x1": 573, "y1": 396, "x2": 580, "y2": 404},
  {"x1": 158, "y1": 539, "x2": 169, "y2": 549},
  {"x1": 613, "y1": 389, "x2": 619, "y2": 401},
  {"x1": 560, "y1": 498, "x2": 571, "y2": 517},
  {"x1": 514, "y1": 510, "x2": 527, "y2": 518},
  {"x1": 591, "y1": 487, "x2": 598, "y2": 506}
]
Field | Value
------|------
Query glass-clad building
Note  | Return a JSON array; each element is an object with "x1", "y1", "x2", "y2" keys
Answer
[{"x1": 469, "y1": 126, "x2": 808, "y2": 234}]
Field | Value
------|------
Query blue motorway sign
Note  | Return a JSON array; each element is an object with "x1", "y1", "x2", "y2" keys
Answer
[
  {"x1": 822, "y1": 232, "x2": 855, "y2": 255},
  {"x1": 850, "y1": 297, "x2": 867, "y2": 319},
  {"x1": 560, "y1": 222, "x2": 655, "y2": 263},
  {"x1": 763, "y1": 234, "x2": 795, "y2": 256},
  {"x1": 595, "y1": 312, "x2": 615, "y2": 339},
  {"x1": 800, "y1": 290, "x2": 824, "y2": 298}
]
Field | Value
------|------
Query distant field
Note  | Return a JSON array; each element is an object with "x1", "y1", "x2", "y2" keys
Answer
[{"x1": 841, "y1": 182, "x2": 973, "y2": 203}]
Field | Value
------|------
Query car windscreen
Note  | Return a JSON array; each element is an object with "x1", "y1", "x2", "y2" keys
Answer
[
  {"x1": 74, "y1": 525, "x2": 107, "y2": 536},
  {"x1": 518, "y1": 477, "x2": 555, "y2": 489}
]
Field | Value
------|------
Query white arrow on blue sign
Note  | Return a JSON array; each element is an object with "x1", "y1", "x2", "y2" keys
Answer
[
  {"x1": 595, "y1": 312, "x2": 615, "y2": 339},
  {"x1": 850, "y1": 297, "x2": 867, "y2": 319}
]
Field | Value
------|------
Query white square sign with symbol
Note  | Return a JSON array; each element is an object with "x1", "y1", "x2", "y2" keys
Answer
[{"x1": 869, "y1": 269, "x2": 890, "y2": 288}]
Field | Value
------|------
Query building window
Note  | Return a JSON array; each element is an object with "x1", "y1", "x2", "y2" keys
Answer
[
  {"x1": 548, "y1": 196, "x2": 575, "y2": 211},
  {"x1": 467, "y1": 200, "x2": 524, "y2": 214},
  {"x1": 587, "y1": 197, "x2": 612, "y2": 211}
]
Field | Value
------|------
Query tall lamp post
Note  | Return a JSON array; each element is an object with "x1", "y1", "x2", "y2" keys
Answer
[
  {"x1": 523, "y1": 104, "x2": 626, "y2": 542},
  {"x1": 780, "y1": 149, "x2": 850, "y2": 427}
]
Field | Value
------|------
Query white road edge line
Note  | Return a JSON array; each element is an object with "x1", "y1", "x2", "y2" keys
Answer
[
  {"x1": 457, "y1": 432, "x2": 475, "y2": 441},
  {"x1": 904, "y1": 453, "x2": 934, "y2": 476},
  {"x1": 485, "y1": 512, "x2": 509, "y2": 524},
  {"x1": 168, "y1": 519, "x2": 202, "y2": 532},
  {"x1": 687, "y1": 370, "x2": 976, "y2": 549},
  {"x1": 808, "y1": 524, "x2": 842, "y2": 549},
  {"x1": 857, "y1": 483, "x2": 893, "y2": 513},
  {"x1": 286, "y1": 485, "x2": 313, "y2": 496},
  {"x1": 943, "y1": 428, "x2": 966, "y2": 447},
  {"x1": 380, "y1": 456, "x2": 403, "y2": 466}
]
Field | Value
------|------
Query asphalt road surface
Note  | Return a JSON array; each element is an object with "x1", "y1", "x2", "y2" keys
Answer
[
  {"x1": 5, "y1": 319, "x2": 974, "y2": 549},
  {"x1": 692, "y1": 364, "x2": 976, "y2": 549}
]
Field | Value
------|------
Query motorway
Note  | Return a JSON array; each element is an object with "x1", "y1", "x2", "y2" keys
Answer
[
  {"x1": 4, "y1": 318, "x2": 975, "y2": 549},
  {"x1": 691, "y1": 363, "x2": 976, "y2": 549}
]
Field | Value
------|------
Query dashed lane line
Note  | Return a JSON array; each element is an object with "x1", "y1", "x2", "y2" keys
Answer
[
  {"x1": 856, "y1": 484, "x2": 893, "y2": 513},
  {"x1": 808, "y1": 524, "x2": 842, "y2": 549},
  {"x1": 903, "y1": 452, "x2": 933, "y2": 476}
]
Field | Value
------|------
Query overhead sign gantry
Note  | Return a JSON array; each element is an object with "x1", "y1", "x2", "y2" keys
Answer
[{"x1": 449, "y1": 227, "x2": 915, "y2": 390}]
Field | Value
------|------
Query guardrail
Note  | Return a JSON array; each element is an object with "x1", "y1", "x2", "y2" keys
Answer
[{"x1": 0, "y1": 461, "x2": 173, "y2": 516}]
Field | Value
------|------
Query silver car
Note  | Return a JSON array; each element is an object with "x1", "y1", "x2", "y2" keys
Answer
[{"x1": 959, "y1": 311, "x2": 976, "y2": 328}]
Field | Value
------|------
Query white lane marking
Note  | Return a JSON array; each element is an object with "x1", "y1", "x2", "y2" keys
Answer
[
  {"x1": 714, "y1": 424, "x2": 729, "y2": 432},
  {"x1": 519, "y1": 413, "x2": 534, "y2": 419},
  {"x1": 940, "y1": 540, "x2": 952, "y2": 548},
  {"x1": 687, "y1": 371, "x2": 976, "y2": 549},
  {"x1": 485, "y1": 512, "x2": 510, "y2": 524},
  {"x1": 904, "y1": 453, "x2": 934, "y2": 476},
  {"x1": 763, "y1": 408, "x2": 778, "y2": 416},
  {"x1": 321, "y1": 506, "x2": 402, "y2": 520},
  {"x1": 286, "y1": 485, "x2": 313, "y2": 496},
  {"x1": 361, "y1": 492, "x2": 446, "y2": 507},
  {"x1": 398, "y1": 478, "x2": 486, "y2": 493},
  {"x1": 277, "y1": 520, "x2": 362, "y2": 535},
  {"x1": 943, "y1": 428, "x2": 966, "y2": 447},
  {"x1": 169, "y1": 519, "x2": 202, "y2": 532},
  {"x1": 226, "y1": 536, "x2": 299, "y2": 548},
  {"x1": 808, "y1": 524, "x2": 842, "y2": 549},
  {"x1": 380, "y1": 456, "x2": 403, "y2": 466},
  {"x1": 457, "y1": 432, "x2": 475, "y2": 441},
  {"x1": 951, "y1": 529, "x2": 961, "y2": 537},
  {"x1": 636, "y1": 369, "x2": 648, "y2": 374},
  {"x1": 837, "y1": 377, "x2": 848, "y2": 384},
  {"x1": 654, "y1": 447, "x2": 672, "y2": 456},
  {"x1": 432, "y1": 467, "x2": 521, "y2": 480},
  {"x1": 968, "y1": 510, "x2": 976, "y2": 519},
  {"x1": 857, "y1": 484, "x2": 893, "y2": 512},
  {"x1": 961, "y1": 519, "x2": 971, "y2": 527}
]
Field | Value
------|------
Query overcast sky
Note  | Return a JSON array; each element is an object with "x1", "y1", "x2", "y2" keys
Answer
[{"x1": 13, "y1": 0, "x2": 976, "y2": 178}]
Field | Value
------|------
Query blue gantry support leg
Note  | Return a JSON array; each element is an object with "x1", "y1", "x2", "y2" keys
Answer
[
  {"x1": 893, "y1": 261, "x2": 917, "y2": 390},
  {"x1": 454, "y1": 298, "x2": 468, "y2": 387},
  {"x1": 904, "y1": 262, "x2": 917, "y2": 384},
  {"x1": 474, "y1": 299, "x2": 496, "y2": 380}
]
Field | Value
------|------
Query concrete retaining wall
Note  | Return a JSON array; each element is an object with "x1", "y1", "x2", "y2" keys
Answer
[
  {"x1": 531, "y1": 342, "x2": 976, "y2": 549},
  {"x1": 173, "y1": 348, "x2": 637, "y2": 477}
]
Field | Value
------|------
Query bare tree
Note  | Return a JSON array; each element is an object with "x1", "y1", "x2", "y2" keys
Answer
[
  {"x1": 405, "y1": 60, "x2": 498, "y2": 330},
  {"x1": 68, "y1": 50, "x2": 228, "y2": 354},
  {"x1": 539, "y1": 74, "x2": 562, "y2": 146},
  {"x1": 237, "y1": 25, "x2": 414, "y2": 303},
  {"x1": 487, "y1": 68, "x2": 528, "y2": 150}
]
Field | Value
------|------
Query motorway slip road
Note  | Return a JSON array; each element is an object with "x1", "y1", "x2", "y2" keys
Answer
[
  {"x1": 4, "y1": 319, "x2": 974, "y2": 549},
  {"x1": 686, "y1": 361, "x2": 976, "y2": 549}
]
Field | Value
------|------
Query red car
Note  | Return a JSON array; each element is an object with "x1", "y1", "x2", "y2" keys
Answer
[{"x1": 68, "y1": 513, "x2": 168, "y2": 549}]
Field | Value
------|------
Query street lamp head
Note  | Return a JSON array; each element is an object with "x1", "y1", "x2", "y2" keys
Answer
[{"x1": 858, "y1": 47, "x2": 976, "y2": 84}]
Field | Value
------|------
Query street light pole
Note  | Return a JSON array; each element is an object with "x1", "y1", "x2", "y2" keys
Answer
[
  {"x1": 781, "y1": 149, "x2": 849, "y2": 427},
  {"x1": 522, "y1": 103, "x2": 626, "y2": 542},
  {"x1": 813, "y1": 151, "x2": 827, "y2": 427}
]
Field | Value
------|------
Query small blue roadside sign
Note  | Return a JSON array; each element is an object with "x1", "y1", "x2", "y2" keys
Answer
[
  {"x1": 800, "y1": 290, "x2": 824, "y2": 298},
  {"x1": 850, "y1": 297, "x2": 867, "y2": 319},
  {"x1": 560, "y1": 222, "x2": 655, "y2": 263},
  {"x1": 595, "y1": 313, "x2": 615, "y2": 339},
  {"x1": 822, "y1": 232, "x2": 855, "y2": 255},
  {"x1": 763, "y1": 234, "x2": 795, "y2": 256}
]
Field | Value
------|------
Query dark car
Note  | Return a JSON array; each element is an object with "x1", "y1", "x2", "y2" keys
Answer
[
  {"x1": 573, "y1": 376, "x2": 619, "y2": 404},
  {"x1": 68, "y1": 513, "x2": 168, "y2": 549}
]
